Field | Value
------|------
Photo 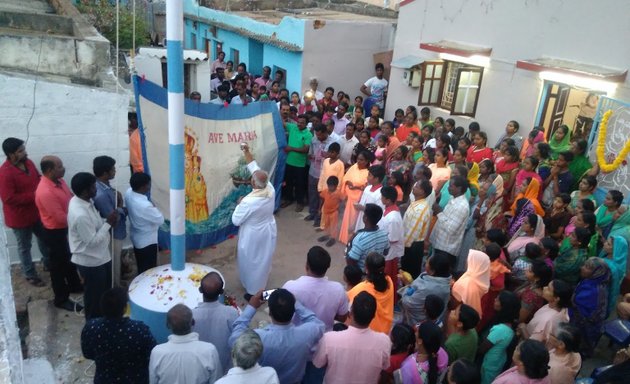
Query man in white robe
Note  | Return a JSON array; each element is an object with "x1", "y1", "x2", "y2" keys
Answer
[{"x1": 231, "y1": 145, "x2": 277, "y2": 297}]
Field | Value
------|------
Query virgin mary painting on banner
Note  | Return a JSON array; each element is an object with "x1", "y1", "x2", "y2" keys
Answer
[{"x1": 134, "y1": 77, "x2": 286, "y2": 250}]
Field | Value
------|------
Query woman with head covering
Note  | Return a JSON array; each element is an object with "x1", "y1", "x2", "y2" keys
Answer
[
  {"x1": 506, "y1": 214, "x2": 545, "y2": 263},
  {"x1": 570, "y1": 257, "x2": 611, "y2": 357},
  {"x1": 548, "y1": 125, "x2": 572, "y2": 160},
  {"x1": 555, "y1": 227, "x2": 591, "y2": 286},
  {"x1": 602, "y1": 235, "x2": 629, "y2": 316},
  {"x1": 609, "y1": 207, "x2": 630, "y2": 294},
  {"x1": 514, "y1": 157, "x2": 543, "y2": 197},
  {"x1": 520, "y1": 129, "x2": 546, "y2": 159},
  {"x1": 451, "y1": 250, "x2": 490, "y2": 316},
  {"x1": 507, "y1": 178, "x2": 545, "y2": 237}
]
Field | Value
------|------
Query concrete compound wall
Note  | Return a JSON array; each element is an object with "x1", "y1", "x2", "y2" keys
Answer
[
  {"x1": 0, "y1": 72, "x2": 131, "y2": 264},
  {"x1": 302, "y1": 19, "x2": 395, "y2": 100},
  {"x1": 386, "y1": 0, "x2": 630, "y2": 145}
]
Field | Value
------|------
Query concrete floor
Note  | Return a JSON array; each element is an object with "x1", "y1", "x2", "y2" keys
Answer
[{"x1": 11, "y1": 206, "x2": 614, "y2": 382}]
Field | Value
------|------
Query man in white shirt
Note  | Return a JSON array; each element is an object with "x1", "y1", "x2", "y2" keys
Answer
[
  {"x1": 193, "y1": 272, "x2": 239, "y2": 374},
  {"x1": 216, "y1": 330, "x2": 279, "y2": 384},
  {"x1": 339, "y1": 123, "x2": 358, "y2": 168},
  {"x1": 378, "y1": 186, "x2": 404, "y2": 284},
  {"x1": 331, "y1": 102, "x2": 350, "y2": 136},
  {"x1": 402, "y1": 180, "x2": 433, "y2": 279},
  {"x1": 430, "y1": 175, "x2": 470, "y2": 272},
  {"x1": 68, "y1": 172, "x2": 118, "y2": 319},
  {"x1": 211, "y1": 67, "x2": 227, "y2": 94},
  {"x1": 150, "y1": 304, "x2": 222, "y2": 384},
  {"x1": 360, "y1": 63, "x2": 388, "y2": 112},
  {"x1": 124, "y1": 172, "x2": 164, "y2": 274}
]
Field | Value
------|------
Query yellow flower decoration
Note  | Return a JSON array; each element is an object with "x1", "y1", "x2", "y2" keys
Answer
[{"x1": 596, "y1": 109, "x2": 630, "y2": 173}]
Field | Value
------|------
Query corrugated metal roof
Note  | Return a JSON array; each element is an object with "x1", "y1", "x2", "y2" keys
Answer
[{"x1": 138, "y1": 47, "x2": 209, "y2": 61}]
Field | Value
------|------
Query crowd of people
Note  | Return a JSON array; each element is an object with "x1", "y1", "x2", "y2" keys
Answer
[{"x1": 2, "y1": 58, "x2": 630, "y2": 384}]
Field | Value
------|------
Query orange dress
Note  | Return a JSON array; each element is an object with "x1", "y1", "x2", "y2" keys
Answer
[
  {"x1": 510, "y1": 178, "x2": 545, "y2": 217},
  {"x1": 320, "y1": 189, "x2": 343, "y2": 237},
  {"x1": 129, "y1": 129, "x2": 144, "y2": 173},
  {"x1": 347, "y1": 277, "x2": 394, "y2": 334},
  {"x1": 317, "y1": 158, "x2": 345, "y2": 192},
  {"x1": 338, "y1": 164, "x2": 369, "y2": 244}
]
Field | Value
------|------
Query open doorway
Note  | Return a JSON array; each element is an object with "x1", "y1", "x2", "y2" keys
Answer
[{"x1": 536, "y1": 81, "x2": 604, "y2": 141}]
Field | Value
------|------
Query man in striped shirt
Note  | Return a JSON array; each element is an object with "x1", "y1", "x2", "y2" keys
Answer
[
  {"x1": 402, "y1": 180, "x2": 433, "y2": 279},
  {"x1": 345, "y1": 203, "x2": 389, "y2": 272}
]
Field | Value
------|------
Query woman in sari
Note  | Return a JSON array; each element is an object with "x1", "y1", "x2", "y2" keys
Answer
[
  {"x1": 339, "y1": 151, "x2": 372, "y2": 244},
  {"x1": 506, "y1": 214, "x2": 545, "y2": 263},
  {"x1": 555, "y1": 227, "x2": 590, "y2": 286},
  {"x1": 514, "y1": 157, "x2": 542, "y2": 197},
  {"x1": 571, "y1": 257, "x2": 611, "y2": 357},
  {"x1": 602, "y1": 235, "x2": 628, "y2": 317},
  {"x1": 475, "y1": 175, "x2": 505, "y2": 239},
  {"x1": 569, "y1": 175, "x2": 597, "y2": 213},
  {"x1": 467, "y1": 131, "x2": 493, "y2": 164},
  {"x1": 595, "y1": 190, "x2": 624, "y2": 237},
  {"x1": 568, "y1": 139, "x2": 593, "y2": 190},
  {"x1": 467, "y1": 162, "x2": 480, "y2": 197},
  {"x1": 495, "y1": 146, "x2": 520, "y2": 201},
  {"x1": 533, "y1": 142, "x2": 553, "y2": 181},
  {"x1": 428, "y1": 148, "x2": 451, "y2": 193},
  {"x1": 387, "y1": 145, "x2": 412, "y2": 184},
  {"x1": 506, "y1": 178, "x2": 545, "y2": 237},
  {"x1": 477, "y1": 159, "x2": 494, "y2": 185},
  {"x1": 520, "y1": 128, "x2": 545, "y2": 159},
  {"x1": 451, "y1": 250, "x2": 491, "y2": 316},
  {"x1": 548, "y1": 124, "x2": 571, "y2": 160},
  {"x1": 450, "y1": 148, "x2": 468, "y2": 170}
]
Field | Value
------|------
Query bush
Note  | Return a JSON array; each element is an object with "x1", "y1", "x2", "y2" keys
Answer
[{"x1": 76, "y1": 0, "x2": 150, "y2": 50}]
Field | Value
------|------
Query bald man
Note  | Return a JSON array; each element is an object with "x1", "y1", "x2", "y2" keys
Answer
[
  {"x1": 232, "y1": 145, "x2": 277, "y2": 299},
  {"x1": 35, "y1": 155, "x2": 83, "y2": 312},
  {"x1": 193, "y1": 272, "x2": 238, "y2": 374},
  {"x1": 150, "y1": 304, "x2": 222, "y2": 383}
]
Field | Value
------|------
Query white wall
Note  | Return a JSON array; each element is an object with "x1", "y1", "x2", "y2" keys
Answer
[
  {"x1": 302, "y1": 19, "x2": 395, "y2": 101},
  {"x1": 386, "y1": 0, "x2": 630, "y2": 144},
  {"x1": 0, "y1": 72, "x2": 130, "y2": 264}
]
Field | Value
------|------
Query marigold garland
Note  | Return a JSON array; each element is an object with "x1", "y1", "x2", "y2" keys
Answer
[{"x1": 596, "y1": 109, "x2": 630, "y2": 173}]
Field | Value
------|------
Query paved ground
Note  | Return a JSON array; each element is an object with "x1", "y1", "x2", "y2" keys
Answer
[{"x1": 10, "y1": 205, "x2": 614, "y2": 382}]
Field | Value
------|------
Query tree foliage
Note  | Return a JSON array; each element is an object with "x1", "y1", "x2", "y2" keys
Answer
[{"x1": 76, "y1": 0, "x2": 150, "y2": 50}]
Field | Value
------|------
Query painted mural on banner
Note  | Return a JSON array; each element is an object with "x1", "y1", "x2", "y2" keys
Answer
[
  {"x1": 133, "y1": 76, "x2": 286, "y2": 250},
  {"x1": 588, "y1": 96, "x2": 630, "y2": 204}
]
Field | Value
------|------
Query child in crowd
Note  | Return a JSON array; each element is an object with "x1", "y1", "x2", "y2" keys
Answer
[
  {"x1": 374, "y1": 135, "x2": 387, "y2": 165},
  {"x1": 424, "y1": 294, "x2": 446, "y2": 329},
  {"x1": 317, "y1": 142, "x2": 344, "y2": 195},
  {"x1": 452, "y1": 126, "x2": 465, "y2": 142},
  {"x1": 540, "y1": 236, "x2": 559, "y2": 262},
  {"x1": 354, "y1": 165, "x2": 385, "y2": 232},
  {"x1": 387, "y1": 171, "x2": 405, "y2": 205},
  {"x1": 392, "y1": 108, "x2": 405, "y2": 128},
  {"x1": 445, "y1": 303, "x2": 480, "y2": 362},
  {"x1": 343, "y1": 264, "x2": 363, "y2": 291},
  {"x1": 370, "y1": 104, "x2": 383, "y2": 126},
  {"x1": 379, "y1": 186, "x2": 404, "y2": 286},
  {"x1": 408, "y1": 135, "x2": 423, "y2": 163},
  {"x1": 317, "y1": 176, "x2": 343, "y2": 247},
  {"x1": 419, "y1": 106, "x2": 431, "y2": 126},
  {"x1": 510, "y1": 242, "x2": 542, "y2": 286},
  {"x1": 515, "y1": 259, "x2": 553, "y2": 323},
  {"x1": 543, "y1": 193, "x2": 571, "y2": 241},
  {"x1": 367, "y1": 116, "x2": 380, "y2": 139},
  {"x1": 383, "y1": 323, "x2": 415, "y2": 381},
  {"x1": 322, "y1": 105, "x2": 335, "y2": 124},
  {"x1": 268, "y1": 81, "x2": 280, "y2": 100}
]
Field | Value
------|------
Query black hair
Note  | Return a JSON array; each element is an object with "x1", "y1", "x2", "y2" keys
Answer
[
  {"x1": 338, "y1": 101, "x2": 349, "y2": 111},
  {"x1": 436, "y1": 147, "x2": 449, "y2": 161},
  {"x1": 326, "y1": 176, "x2": 339, "y2": 187},
  {"x1": 394, "y1": 108, "x2": 404, "y2": 116},
  {"x1": 434, "y1": 116, "x2": 444, "y2": 125},
  {"x1": 509, "y1": 120, "x2": 520, "y2": 131},
  {"x1": 540, "y1": 237, "x2": 559, "y2": 260},
  {"x1": 423, "y1": 147, "x2": 435, "y2": 163},
  {"x1": 448, "y1": 358, "x2": 480, "y2": 384},
  {"x1": 536, "y1": 142, "x2": 551, "y2": 159},
  {"x1": 445, "y1": 118, "x2": 456, "y2": 128},
  {"x1": 580, "y1": 211, "x2": 596, "y2": 233},
  {"x1": 328, "y1": 142, "x2": 341, "y2": 153},
  {"x1": 524, "y1": 242, "x2": 542, "y2": 260},
  {"x1": 390, "y1": 323, "x2": 415, "y2": 355},
  {"x1": 418, "y1": 179, "x2": 433, "y2": 197},
  {"x1": 573, "y1": 227, "x2": 592, "y2": 248},
  {"x1": 358, "y1": 150, "x2": 375, "y2": 164},
  {"x1": 381, "y1": 186, "x2": 398, "y2": 203},
  {"x1": 375, "y1": 62, "x2": 384, "y2": 71},
  {"x1": 2, "y1": 137, "x2": 24, "y2": 156},
  {"x1": 100, "y1": 287, "x2": 128, "y2": 318},
  {"x1": 579, "y1": 198, "x2": 596, "y2": 213},
  {"x1": 556, "y1": 193, "x2": 571, "y2": 205},
  {"x1": 364, "y1": 203, "x2": 383, "y2": 227},
  {"x1": 609, "y1": 190, "x2": 624, "y2": 207},
  {"x1": 390, "y1": 171, "x2": 404, "y2": 188},
  {"x1": 428, "y1": 253, "x2": 451, "y2": 278},
  {"x1": 217, "y1": 84, "x2": 229, "y2": 93},
  {"x1": 493, "y1": 291, "x2": 521, "y2": 326},
  {"x1": 453, "y1": 126, "x2": 465, "y2": 136},
  {"x1": 550, "y1": 280, "x2": 573, "y2": 308},
  {"x1": 504, "y1": 146, "x2": 520, "y2": 161},
  {"x1": 518, "y1": 339, "x2": 550, "y2": 379},
  {"x1": 70, "y1": 172, "x2": 96, "y2": 196},
  {"x1": 485, "y1": 243, "x2": 502, "y2": 261},
  {"x1": 368, "y1": 165, "x2": 386, "y2": 182},
  {"x1": 454, "y1": 147, "x2": 468, "y2": 160},
  {"x1": 40, "y1": 158, "x2": 56, "y2": 174},
  {"x1": 344, "y1": 264, "x2": 363, "y2": 286},
  {"x1": 530, "y1": 260, "x2": 552, "y2": 288},
  {"x1": 237, "y1": 62, "x2": 247, "y2": 71},
  {"x1": 438, "y1": 133, "x2": 451, "y2": 147},
  {"x1": 450, "y1": 175, "x2": 469, "y2": 195},
  {"x1": 468, "y1": 122, "x2": 480, "y2": 131},
  {"x1": 458, "y1": 304, "x2": 480, "y2": 331},
  {"x1": 526, "y1": 213, "x2": 538, "y2": 229},
  {"x1": 486, "y1": 229, "x2": 508, "y2": 247},
  {"x1": 418, "y1": 321, "x2": 443, "y2": 384},
  {"x1": 529, "y1": 129, "x2": 541, "y2": 139},
  {"x1": 268, "y1": 288, "x2": 296, "y2": 323},
  {"x1": 424, "y1": 294, "x2": 445, "y2": 321},
  {"x1": 325, "y1": 86, "x2": 335, "y2": 94},
  {"x1": 307, "y1": 246, "x2": 331, "y2": 276},
  {"x1": 581, "y1": 175, "x2": 598, "y2": 190},
  {"x1": 398, "y1": 145, "x2": 409, "y2": 158},
  {"x1": 502, "y1": 138, "x2": 516, "y2": 147},
  {"x1": 93, "y1": 156, "x2": 116, "y2": 178},
  {"x1": 454, "y1": 164, "x2": 469, "y2": 180},
  {"x1": 558, "y1": 151, "x2": 574, "y2": 162},
  {"x1": 352, "y1": 291, "x2": 377, "y2": 327},
  {"x1": 554, "y1": 322, "x2": 581, "y2": 352},
  {"x1": 130, "y1": 172, "x2": 151, "y2": 192},
  {"x1": 333, "y1": 322, "x2": 348, "y2": 331},
  {"x1": 366, "y1": 252, "x2": 389, "y2": 293},
  {"x1": 574, "y1": 139, "x2": 588, "y2": 154},
  {"x1": 420, "y1": 107, "x2": 431, "y2": 116},
  {"x1": 525, "y1": 156, "x2": 539, "y2": 169}
]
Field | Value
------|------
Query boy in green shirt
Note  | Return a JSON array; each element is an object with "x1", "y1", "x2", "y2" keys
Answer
[{"x1": 445, "y1": 303, "x2": 480, "y2": 362}]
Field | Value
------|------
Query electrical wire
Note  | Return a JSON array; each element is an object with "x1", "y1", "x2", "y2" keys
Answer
[{"x1": 24, "y1": 36, "x2": 44, "y2": 145}]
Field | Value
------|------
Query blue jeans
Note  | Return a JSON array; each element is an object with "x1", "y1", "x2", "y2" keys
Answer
[{"x1": 12, "y1": 222, "x2": 50, "y2": 279}]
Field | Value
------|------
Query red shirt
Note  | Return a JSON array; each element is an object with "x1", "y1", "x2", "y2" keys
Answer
[
  {"x1": 467, "y1": 146, "x2": 493, "y2": 164},
  {"x1": 0, "y1": 159, "x2": 41, "y2": 228},
  {"x1": 35, "y1": 177, "x2": 73, "y2": 229}
]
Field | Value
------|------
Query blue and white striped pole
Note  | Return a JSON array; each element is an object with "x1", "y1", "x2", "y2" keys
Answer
[{"x1": 166, "y1": 0, "x2": 185, "y2": 271}]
